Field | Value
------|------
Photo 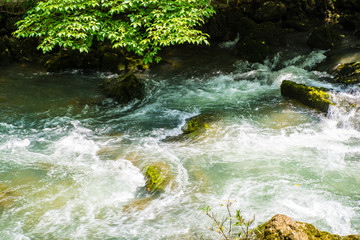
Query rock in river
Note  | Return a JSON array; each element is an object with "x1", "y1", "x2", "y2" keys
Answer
[
  {"x1": 101, "y1": 73, "x2": 145, "y2": 104},
  {"x1": 281, "y1": 80, "x2": 334, "y2": 113}
]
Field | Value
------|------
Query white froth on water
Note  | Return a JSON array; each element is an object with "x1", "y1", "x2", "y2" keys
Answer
[{"x1": 0, "y1": 50, "x2": 360, "y2": 238}]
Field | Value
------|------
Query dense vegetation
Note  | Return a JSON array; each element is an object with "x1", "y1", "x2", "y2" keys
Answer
[{"x1": 13, "y1": 0, "x2": 215, "y2": 63}]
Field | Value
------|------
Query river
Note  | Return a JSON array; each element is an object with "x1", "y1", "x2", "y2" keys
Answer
[{"x1": 0, "y1": 45, "x2": 359, "y2": 239}]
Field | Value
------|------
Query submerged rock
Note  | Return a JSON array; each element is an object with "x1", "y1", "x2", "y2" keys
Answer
[
  {"x1": 0, "y1": 183, "x2": 19, "y2": 211},
  {"x1": 258, "y1": 214, "x2": 360, "y2": 240},
  {"x1": 281, "y1": 80, "x2": 334, "y2": 113},
  {"x1": 307, "y1": 24, "x2": 342, "y2": 50},
  {"x1": 332, "y1": 62, "x2": 360, "y2": 85},
  {"x1": 101, "y1": 73, "x2": 145, "y2": 104}
]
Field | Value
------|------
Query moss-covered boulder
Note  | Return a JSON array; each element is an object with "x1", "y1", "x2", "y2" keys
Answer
[
  {"x1": 258, "y1": 214, "x2": 360, "y2": 240},
  {"x1": 143, "y1": 163, "x2": 173, "y2": 194},
  {"x1": 164, "y1": 113, "x2": 219, "y2": 142},
  {"x1": 281, "y1": 80, "x2": 334, "y2": 113},
  {"x1": 307, "y1": 25, "x2": 342, "y2": 50},
  {"x1": 101, "y1": 73, "x2": 145, "y2": 104},
  {"x1": 332, "y1": 62, "x2": 360, "y2": 85},
  {"x1": 181, "y1": 114, "x2": 213, "y2": 134},
  {"x1": 259, "y1": 214, "x2": 308, "y2": 240}
]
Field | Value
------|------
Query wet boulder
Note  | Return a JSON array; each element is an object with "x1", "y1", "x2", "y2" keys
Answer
[
  {"x1": 235, "y1": 21, "x2": 284, "y2": 62},
  {"x1": 259, "y1": 214, "x2": 308, "y2": 240},
  {"x1": 259, "y1": 214, "x2": 360, "y2": 240},
  {"x1": 143, "y1": 163, "x2": 173, "y2": 194},
  {"x1": 253, "y1": 1, "x2": 287, "y2": 23},
  {"x1": 332, "y1": 62, "x2": 360, "y2": 85},
  {"x1": 164, "y1": 113, "x2": 219, "y2": 142},
  {"x1": 101, "y1": 73, "x2": 145, "y2": 104},
  {"x1": 281, "y1": 80, "x2": 334, "y2": 113},
  {"x1": 315, "y1": 47, "x2": 360, "y2": 73},
  {"x1": 182, "y1": 114, "x2": 212, "y2": 134},
  {"x1": 236, "y1": 17, "x2": 258, "y2": 37},
  {"x1": 307, "y1": 24, "x2": 342, "y2": 50}
]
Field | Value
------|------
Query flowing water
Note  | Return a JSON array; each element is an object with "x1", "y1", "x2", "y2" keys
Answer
[{"x1": 0, "y1": 46, "x2": 360, "y2": 239}]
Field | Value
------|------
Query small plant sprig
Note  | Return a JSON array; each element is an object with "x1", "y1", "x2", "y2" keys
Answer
[{"x1": 202, "y1": 200, "x2": 259, "y2": 240}]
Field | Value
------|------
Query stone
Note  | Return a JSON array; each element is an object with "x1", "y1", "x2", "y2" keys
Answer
[
  {"x1": 143, "y1": 162, "x2": 173, "y2": 194},
  {"x1": 307, "y1": 24, "x2": 342, "y2": 50},
  {"x1": 236, "y1": 17, "x2": 258, "y2": 37},
  {"x1": 332, "y1": 62, "x2": 360, "y2": 85},
  {"x1": 164, "y1": 113, "x2": 220, "y2": 142},
  {"x1": 253, "y1": 1, "x2": 287, "y2": 23},
  {"x1": 259, "y1": 214, "x2": 360, "y2": 240},
  {"x1": 260, "y1": 214, "x2": 309, "y2": 240},
  {"x1": 235, "y1": 21, "x2": 283, "y2": 62},
  {"x1": 101, "y1": 73, "x2": 145, "y2": 104},
  {"x1": 182, "y1": 114, "x2": 212, "y2": 134},
  {"x1": 280, "y1": 80, "x2": 334, "y2": 113},
  {"x1": 315, "y1": 47, "x2": 360, "y2": 73}
]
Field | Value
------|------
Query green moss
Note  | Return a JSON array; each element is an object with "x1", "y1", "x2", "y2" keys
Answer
[
  {"x1": 145, "y1": 166, "x2": 164, "y2": 193},
  {"x1": 334, "y1": 62, "x2": 360, "y2": 85},
  {"x1": 101, "y1": 73, "x2": 145, "y2": 104},
  {"x1": 144, "y1": 163, "x2": 174, "y2": 194},
  {"x1": 181, "y1": 114, "x2": 217, "y2": 134},
  {"x1": 281, "y1": 80, "x2": 334, "y2": 113}
]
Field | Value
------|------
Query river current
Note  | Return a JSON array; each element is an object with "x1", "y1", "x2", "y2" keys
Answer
[{"x1": 0, "y1": 46, "x2": 359, "y2": 239}]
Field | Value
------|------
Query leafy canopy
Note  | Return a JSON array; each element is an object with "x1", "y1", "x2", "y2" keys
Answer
[{"x1": 13, "y1": 0, "x2": 215, "y2": 63}]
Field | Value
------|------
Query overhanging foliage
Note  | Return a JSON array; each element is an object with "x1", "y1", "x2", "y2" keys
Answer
[{"x1": 13, "y1": 0, "x2": 215, "y2": 63}]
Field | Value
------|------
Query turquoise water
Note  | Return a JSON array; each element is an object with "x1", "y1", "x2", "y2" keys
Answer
[{"x1": 0, "y1": 49, "x2": 359, "y2": 239}]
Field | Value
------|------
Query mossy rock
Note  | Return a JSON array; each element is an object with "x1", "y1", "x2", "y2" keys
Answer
[
  {"x1": 281, "y1": 80, "x2": 334, "y2": 113},
  {"x1": 126, "y1": 57, "x2": 149, "y2": 72},
  {"x1": 143, "y1": 163, "x2": 173, "y2": 194},
  {"x1": 101, "y1": 73, "x2": 145, "y2": 104},
  {"x1": 258, "y1": 214, "x2": 360, "y2": 240},
  {"x1": 332, "y1": 62, "x2": 360, "y2": 85},
  {"x1": 182, "y1": 114, "x2": 214, "y2": 134},
  {"x1": 307, "y1": 24, "x2": 342, "y2": 50},
  {"x1": 165, "y1": 113, "x2": 220, "y2": 142}
]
